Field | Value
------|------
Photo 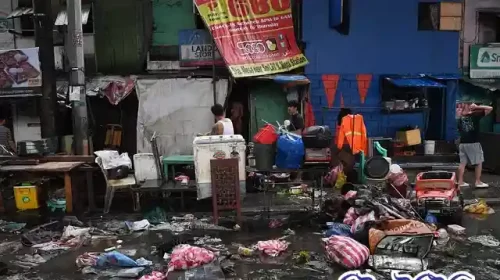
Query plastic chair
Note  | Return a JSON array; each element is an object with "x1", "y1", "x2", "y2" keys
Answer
[{"x1": 96, "y1": 157, "x2": 137, "y2": 214}]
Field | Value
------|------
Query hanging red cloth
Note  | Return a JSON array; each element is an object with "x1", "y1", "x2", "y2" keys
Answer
[{"x1": 336, "y1": 114, "x2": 368, "y2": 155}]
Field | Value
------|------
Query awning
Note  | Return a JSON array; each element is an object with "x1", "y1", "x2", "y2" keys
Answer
[
  {"x1": 55, "y1": 5, "x2": 91, "y2": 26},
  {"x1": 385, "y1": 77, "x2": 446, "y2": 88},
  {"x1": 6, "y1": 7, "x2": 33, "y2": 19},
  {"x1": 426, "y1": 74, "x2": 461, "y2": 80},
  {"x1": 253, "y1": 74, "x2": 310, "y2": 86},
  {"x1": 462, "y1": 77, "x2": 500, "y2": 92}
]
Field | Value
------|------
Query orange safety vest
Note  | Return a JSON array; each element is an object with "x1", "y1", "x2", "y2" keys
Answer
[{"x1": 336, "y1": 114, "x2": 368, "y2": 155}]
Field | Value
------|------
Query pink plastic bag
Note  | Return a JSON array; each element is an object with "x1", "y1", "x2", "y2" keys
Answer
[
  {"x1": 168, "y1": 244, "x2": 215, "y2": 271},
  {"x1": 351, "y1": 211, "x2": 376, "y2": 234},
  {"x1": 139, "y1": 271, "x2": 167, "y2": 280},
  {"x1": 256, "y1": 240, "x2": 289, "y2": 257},
  {"x1": 325, "y1": 164, "x2": 343, "y2": 185},
  {"x1": 323, "y1": 235, "x2": 370, "y2": 269},
  {"x1": 343, "y1": 207, "x2": 358, "y2": 226}
]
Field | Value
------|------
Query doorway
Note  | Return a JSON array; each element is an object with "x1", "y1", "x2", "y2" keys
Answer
[
  {"x1": 226, "y1": 81, "x2": 250, "y2": 141},
  {"x1": 426, "y1": 88, "x2": 445, "y2": 140}
]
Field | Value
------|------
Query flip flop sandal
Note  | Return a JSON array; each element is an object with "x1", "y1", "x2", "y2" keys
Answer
[{"x1": 475, "y1": 183, "x2": 489, "y2": 188}]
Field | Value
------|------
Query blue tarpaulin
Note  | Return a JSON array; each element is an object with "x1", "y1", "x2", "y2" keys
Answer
[{"x1": 385, "y1": 77, "x2": 446, "y2": 88}]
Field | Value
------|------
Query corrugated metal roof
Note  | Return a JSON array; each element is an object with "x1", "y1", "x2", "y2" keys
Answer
[
  {"x1": 385, "y1": 77, "x2": 446, "y2": 88},
  {"x1": 7, "y1": 7, "x2": 33, "y2": 19},
  {"x1": 55, "y1": 5, "x2": 91, "y2": 26}
]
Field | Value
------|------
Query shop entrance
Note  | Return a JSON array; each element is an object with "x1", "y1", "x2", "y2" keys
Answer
[
  {"x1": 426, "y1": 88, "x2": 446, "y2": 140},
  {"x1": 226, "y1": 81, "x2": 250, "y2": 141}
]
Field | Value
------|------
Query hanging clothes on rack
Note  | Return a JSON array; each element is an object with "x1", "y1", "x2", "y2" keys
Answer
[{"x1": 337, "y1": 114, "x2": 368, "y2": 155}]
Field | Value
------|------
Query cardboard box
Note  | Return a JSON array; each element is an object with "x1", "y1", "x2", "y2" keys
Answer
[{"x1": 396, "y1": 128, "x2": 421, "y2": 146}]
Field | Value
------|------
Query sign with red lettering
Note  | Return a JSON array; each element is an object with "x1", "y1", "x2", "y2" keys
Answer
[{"x1": 194, "y1": 0, "x2": 308, "y2": 78}]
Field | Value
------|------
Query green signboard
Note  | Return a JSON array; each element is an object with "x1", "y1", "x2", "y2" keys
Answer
[{"x1": 470, "y1": 44, "x2": 500, "y2": 79}]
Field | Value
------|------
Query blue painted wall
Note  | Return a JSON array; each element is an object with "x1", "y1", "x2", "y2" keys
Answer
[{"x1": 303, "y1": 0, "x2": 460, "y2": 140}]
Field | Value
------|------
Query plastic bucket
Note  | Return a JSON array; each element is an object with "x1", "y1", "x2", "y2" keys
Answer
[
  {"x1": 253, "y1": 124, "x2": 278, "y2": 144},
  {"x1": 424, "y1": 140, "x2": 435, "y2": 155}
]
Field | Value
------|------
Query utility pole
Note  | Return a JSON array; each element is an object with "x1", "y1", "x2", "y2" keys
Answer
[
  {"x1": 33, "y1": 0, "x2": 57, "y2": 138},
  {"x1": 67, "y1": 0, "x2": 89, "y2": 155}
]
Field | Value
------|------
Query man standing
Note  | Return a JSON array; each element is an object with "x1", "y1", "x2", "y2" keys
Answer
[
  {"x1": 0, "y1": 116, "x2": 16, "y2": 155},
  {"x1": 457, "y1": 103, "x2": 492, "y2": 188},
  {"x1": 287, "y1": 100, "x2": 304, "y2": 135},
  {"x1": 210, "y1": 104, "x2": 234, "y2": 136}
]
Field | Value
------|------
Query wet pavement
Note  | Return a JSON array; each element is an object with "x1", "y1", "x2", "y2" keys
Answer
[
  {"x1": 0, "y1": 208, "x2": 499, "y2": 280},
  {"x1": 1, "y1": 171, "x2": 500, "y2": 279}
]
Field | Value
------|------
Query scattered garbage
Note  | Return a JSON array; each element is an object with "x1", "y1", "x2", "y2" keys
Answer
[
  {"x1": 464, "y1": 200, "x2": 495, "y2": 215},
  {"x1": 0, "y1": 169, "x2": 493, "y2": 278},
  {"x1": 97, "y1": 251, "x2": 150, "y2": 268},
  {"x1": 368, "y1": 255, "x2": 429, "y2": 272},
  {"x1": 0, "y1": 220, "x2": 26, "y2": 233},
  {"x1": 238, "y1": 246, "x2": 254, "y2": 257},
  {"x1": 323, "y1": 235, "x2": 369, "y2": 269},
  {"x1": 256, "y1": 240, "x2": 289, "y2": 257},
  {"x1": 447, "y1": 224, "x2": 466, "y2": 235},
  {"x1": 468, "y1": 235, "x2": 500, "y2": 247},
  {"x1": 139, "y1": 271, "x2": 167, "y2": 280},
  {"x1": 125, "y1": 219, "x2": 151, "y2": 232},
  {"x1": 168, "y1": 244, "x2": 216, "y2": 271},
  {"x1": 144, "y1": 207, "x2": 168, "y2": 224},
  {"x1": 435, "y1": 228, "x2": 450, "y2": 245},
  {"x1": 324, "y1": 222, "x2": 351, "y2": 237}
]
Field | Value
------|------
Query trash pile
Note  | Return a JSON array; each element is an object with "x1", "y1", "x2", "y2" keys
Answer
[{"x1": 318, "y1": 182, "x2": 462, "y2": 276}]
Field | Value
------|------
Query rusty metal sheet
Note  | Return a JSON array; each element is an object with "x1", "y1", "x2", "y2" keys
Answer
[{"x1": 210, "y1": 158, "x2": 240, "y2": 211}]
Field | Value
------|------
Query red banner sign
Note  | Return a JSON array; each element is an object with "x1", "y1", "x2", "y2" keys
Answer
[{"x1": 194, "y1": 0, "x2": 308, "y2": 78}]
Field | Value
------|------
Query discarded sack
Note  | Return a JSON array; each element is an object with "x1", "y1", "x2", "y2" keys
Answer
[
  {"x1": 168, "y1": 245, "x2": 215, "y2": 271},
  {"x1": 325, "y1": 223, "x2": 352, "y2": 238},
  {"x1": 323, "y1": 235, "x2": 370, "y2": 269},
  {"x1": 256, "y1": 240, "x2": 289, "y2": 257},
  {"x1": 351, "y1": 211, "x2": 376, "y2": 234},
  {"x1": 368, "y1": 219, "x2": 434, "y2": 258}
]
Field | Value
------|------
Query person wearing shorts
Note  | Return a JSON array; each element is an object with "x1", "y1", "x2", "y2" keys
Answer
[{"x1": 457, "y1": 103, "x2": 492, "y2": 188}]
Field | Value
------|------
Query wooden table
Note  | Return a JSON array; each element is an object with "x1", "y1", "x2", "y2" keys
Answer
[{"x1": 0, "y1": 161, "x2": 84, "y2": 213}]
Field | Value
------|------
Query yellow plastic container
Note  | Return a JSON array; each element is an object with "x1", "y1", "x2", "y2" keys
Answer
[{"x1": 14, "y1": 185, "x2": 40, "y2": 210}]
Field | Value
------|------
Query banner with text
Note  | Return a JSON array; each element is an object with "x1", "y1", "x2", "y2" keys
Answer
[
  {"x1": 194, "y1": 0, "x2": 308, "y2": 78},
  {"x1": 179, "y1": 29, "x2": 224, "y2": 67}
]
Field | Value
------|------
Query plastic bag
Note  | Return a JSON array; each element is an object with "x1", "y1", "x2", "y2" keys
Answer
[
  {"x1": 256, "y1": 240, "x2": 289, "y2": 257},
  {"x1": 464, "y1": 200, "x2": 495, "y2": 215},
  {"x1": 168, "y1": 245, "x2": 215, "y2": 271},
  {"x1": 325, "y1": 164, "x2": 342, "y2": 186},
  {"x1": 325, "y1": 223, "x2": 352, "y2": 237},
  {"x1": 183, "y1": 260, "x2": 225, "y2": 279},
  {"x1": 323, "y1": 235, "x2": 369, "y2": 269},
  {"x1": 96, "y1": 251, "x2": 138, "y2": 267},
  {"x1": 94, "y1": 150, "x2": 132, "y2": 169},
  {"x1": 275, "y1": 133, "x2": 304, "y2": 169},
  {"x1": 335, "y1": 171, "x2": 346, "y2": 189}
]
